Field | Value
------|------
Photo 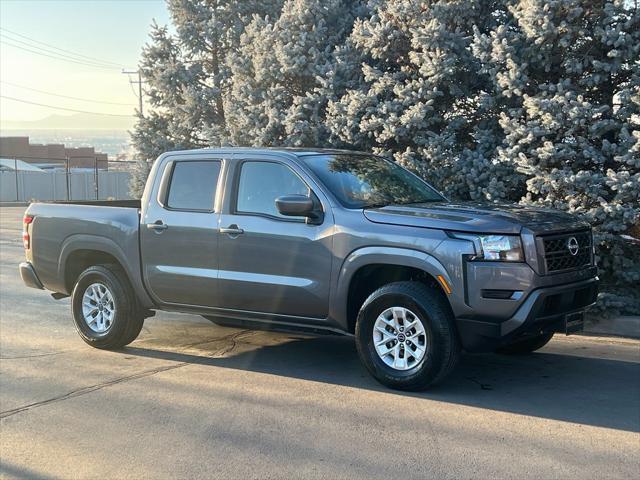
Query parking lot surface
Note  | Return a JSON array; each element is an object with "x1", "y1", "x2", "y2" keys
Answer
[{"x1": 1, "y1": 206, "x2": 639, "y2": 479}]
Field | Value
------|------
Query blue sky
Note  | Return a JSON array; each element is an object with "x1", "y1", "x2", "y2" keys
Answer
[{"x1": 0, "y1": 0, "x2": 169, "y2": 123}]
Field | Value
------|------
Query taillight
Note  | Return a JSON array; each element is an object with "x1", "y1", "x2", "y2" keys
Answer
[{"x1": 23, "y1": 215, "x2": 33, "y2": 250}]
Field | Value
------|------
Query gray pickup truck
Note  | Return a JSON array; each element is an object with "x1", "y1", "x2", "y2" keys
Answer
[{"x1": 20, "y1": 148, "x2": 598, "y2": 390}]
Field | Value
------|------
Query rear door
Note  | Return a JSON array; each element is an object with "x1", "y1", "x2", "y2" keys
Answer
[
  {"x1": 140, "y1": 156, "x2": 224, "y2": 307},
  {"x1": 217, "y1": 156, "x2": 334, "y2": 319}
]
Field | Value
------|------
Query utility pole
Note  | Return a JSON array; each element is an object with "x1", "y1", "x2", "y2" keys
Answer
[{"x1": 122, "y1": 69, "x2": 144, "y2": 116}]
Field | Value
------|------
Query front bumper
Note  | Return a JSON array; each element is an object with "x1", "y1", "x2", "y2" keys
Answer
[
  {"x1": 19, "y1": 262, "x2": 44, "y2": 290},
  {"x1": 456, "y1": 276, "x2": 598, "y2": 352}
]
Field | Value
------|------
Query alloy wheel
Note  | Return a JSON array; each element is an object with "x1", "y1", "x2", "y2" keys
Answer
[
  {"x1": 81, "y1": 282, "x2": 116, "y2": 333},
  {"x1": 372, "y1": 306, "x2": 427, "y2": 371}
]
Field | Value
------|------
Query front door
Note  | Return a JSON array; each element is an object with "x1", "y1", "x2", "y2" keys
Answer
[
  {"x1": 217, "y1": 159, "x2": 333, "y2": 319},
  {"x1": 140, "y1": 158, "x2": 223, "y2": 307}
]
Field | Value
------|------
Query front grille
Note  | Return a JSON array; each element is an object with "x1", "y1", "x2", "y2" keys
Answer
[{"x1": 541, "y1": 230, "x2": 592, "y2": 273}]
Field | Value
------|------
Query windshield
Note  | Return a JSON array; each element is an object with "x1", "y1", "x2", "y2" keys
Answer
[{"x1": 303, "y1": 154, "x2": 444, "y2": 209}]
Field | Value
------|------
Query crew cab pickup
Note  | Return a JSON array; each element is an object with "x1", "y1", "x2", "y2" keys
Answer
[{"x1": 20, "y1": 148, "x2": 598, "y2": 390}]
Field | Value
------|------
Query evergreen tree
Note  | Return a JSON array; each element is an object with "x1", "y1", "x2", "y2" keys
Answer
[
  {"x1": 326, "y1": 0, "x2": 521, "y2": 201},
  {"x1": 131, "y1": 0, "x2": 283, "y2": 164},
  {"x1": 473, "y1": 0, "x2": 640, "y2": 312},
  {"x1": 226, "y1": 0, "x2": 365, "y2": 147},
  {"x1": 129, "y1": 158, "x2": 153, "y2": 199},
  {"x1": 131, "y1": 20, "x2": 208, "y2": 158},
  {"x1": 131, "y1": 0, "x2": 639, "y2": 312}
]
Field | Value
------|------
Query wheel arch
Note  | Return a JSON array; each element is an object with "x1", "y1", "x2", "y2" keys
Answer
[
  {"x1": 332, "y1": 246, "x2": 455, "y2": 333},
  {"x1": 57, "y1": 234, "x2": 154, "y2": 308}
]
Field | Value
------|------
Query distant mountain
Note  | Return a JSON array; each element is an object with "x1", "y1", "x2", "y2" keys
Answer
[{"x1": 1, "y1": 113, "x2": 135, "y2": 131}]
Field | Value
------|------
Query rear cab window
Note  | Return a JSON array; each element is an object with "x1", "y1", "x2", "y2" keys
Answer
[{"x1": 166, "y1": 161, "x2": 221, "y2": 211}]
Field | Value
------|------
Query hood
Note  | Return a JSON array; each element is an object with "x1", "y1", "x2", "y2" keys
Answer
[{"x1": 362, "y1": 202, "x2": 589, "y2": 235}]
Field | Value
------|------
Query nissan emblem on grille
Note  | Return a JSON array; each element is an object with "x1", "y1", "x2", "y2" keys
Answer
[
  {"x1": 567, "y1": 237, "x2": 579, "y2": 256},
  {"x1": 542, "y1": 231, "x2": 591, "y2": 272}
]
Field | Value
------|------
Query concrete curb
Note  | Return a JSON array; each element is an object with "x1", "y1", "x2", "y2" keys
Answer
[
  {"x1": 584, "y1": 315, "x2": 640, "y2": 339},
  {"x1": 558, "y1": 334, "x2": 639, "y2": 346},
  {"x1": 0, "y1": 202, "x2": 30, "y2": 207}
]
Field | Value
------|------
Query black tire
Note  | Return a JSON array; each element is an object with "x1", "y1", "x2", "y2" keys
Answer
[
  {"x1": 355, "y1": 281, "x2": 460, "y2": 391},
  {"x1": 496, "y1": 332, "x2": 554, "y2": 355},
  {"x1": 71, "y1": 265, "x2": 144, "y2": 349}
]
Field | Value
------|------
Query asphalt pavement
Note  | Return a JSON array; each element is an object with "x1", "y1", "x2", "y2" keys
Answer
[{"x1": 1, "y1": 206, "x2": 639, "y2": 479}]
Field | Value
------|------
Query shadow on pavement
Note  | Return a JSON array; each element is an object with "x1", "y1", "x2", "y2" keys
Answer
[
  {"x1": 0, "y1": 460, "x2": 58, "y2": 480},
  {"x1": 124, "y1": 333, "x2": 640, "y2": 433}
]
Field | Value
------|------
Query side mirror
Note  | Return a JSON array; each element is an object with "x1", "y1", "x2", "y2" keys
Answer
[{"x1": 275, "y1": 194, "x2": 323, "y2": 224}]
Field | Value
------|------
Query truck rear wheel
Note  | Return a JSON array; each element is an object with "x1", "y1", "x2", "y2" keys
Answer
[
  {"x1": 496, "y1": 332, "x2": 554, "y2": 355},
  {"x1": 71, "y1": 265, "x2": 144, "y2": 349},
  {"x1": 355, "y1": 281, "x2": 460, "y2": 391}
]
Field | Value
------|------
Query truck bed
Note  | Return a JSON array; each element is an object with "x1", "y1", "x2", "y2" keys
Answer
[
  {"x1": 24, "y1": 201, "x2": 147, "y2": 302},
  {"x1": 35, "y1": 199, "x2": 141, "y2": 208}
]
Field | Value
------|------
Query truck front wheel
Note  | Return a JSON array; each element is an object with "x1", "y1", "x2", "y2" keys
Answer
[
  {"x1": 71, "y1": 265, "x2": 144, "y2": 349},
  {"x1": 355, "y1": 281, "x2": 460, "y2": 391}
]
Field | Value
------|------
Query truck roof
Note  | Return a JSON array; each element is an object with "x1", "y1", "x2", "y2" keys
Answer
[{"x1": 166, "y1": 147, "x2": 372, "y2": 158}]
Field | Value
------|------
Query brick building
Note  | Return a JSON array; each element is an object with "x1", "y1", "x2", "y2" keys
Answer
[{"x1": 0, "y1": 136, "x2": 108, "y2": 169}]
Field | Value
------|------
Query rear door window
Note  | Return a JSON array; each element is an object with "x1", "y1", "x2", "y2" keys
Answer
[{"x1": 167, "y1": 161, "x2": 221, "y2": 211}]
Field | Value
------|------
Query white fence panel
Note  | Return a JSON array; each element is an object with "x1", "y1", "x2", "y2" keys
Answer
[
  {"x1": 53, "y1": 172, "x2": 67, "y2": 199},
  {"x1": 69, "y1": 173, "x2": 92, "y2": 200},
  {"x1": 97, "y1": 171, "x2": 130, "y2": 200},
  {"x1": 19, "y1": 172, "x2": 54, "y2": 202},
  {"x1": 0, "y1": 171, "x2": 18, "y2": 201},
  {"x1": 0, "y1": 171, "x2": 132, "y2": 202}
]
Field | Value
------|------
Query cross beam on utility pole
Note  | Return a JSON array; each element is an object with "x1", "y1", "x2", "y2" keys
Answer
[{"x1": 122, "y1": 69, "x2": 145, "y2": 116}]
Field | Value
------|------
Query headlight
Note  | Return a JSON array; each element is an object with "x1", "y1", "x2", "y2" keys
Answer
[
  {"x1": 478, "y1": 235, "x2": 523, "y2": 261},
  {"x1": 449, "y1": 233, "x2": 524, "y2": 262}
]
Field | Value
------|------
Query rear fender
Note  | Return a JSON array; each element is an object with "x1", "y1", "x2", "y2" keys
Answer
[{"x1": 57, "y1": 234, "x2": 154, "y2": 308}]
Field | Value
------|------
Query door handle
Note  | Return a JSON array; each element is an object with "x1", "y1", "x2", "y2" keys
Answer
[
  {"x1": 220, "y1": 224, "x2": 244, "y2": 236},
  {"x1": 146, "y1": 221, "x2": 168, "y2": 232}
]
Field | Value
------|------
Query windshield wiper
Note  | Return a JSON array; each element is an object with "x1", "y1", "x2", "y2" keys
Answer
[
  {"x1": 362, "y1": 202, "x2": 391, "y2": 210},
  {"x1": 363, "y1": 199, "x2": 443, "y2": 210},
  {"x1": 395, "y1": 199, "x2": 443, "y2": 206}
]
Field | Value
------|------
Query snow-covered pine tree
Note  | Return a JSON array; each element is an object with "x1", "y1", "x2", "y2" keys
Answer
[
  {"x1": 130, "y1": 20, "x2": 208, "y2": 159},
  {"x1": 473, "y1": 0, "x2": 640, "y2": 313},
  {"x1": 131, "y1": 1, "x2": 283, "y2": 159},
  {"x1": 326, "y1": 0, "x2": 522, "y2": 201},
  {"x1": 130, "y1": 0, "x2": 638, "y2": 312},
  {"x1": 226, "y1": 0, "x2": 365, "y2": 147},
  {"x1": 128, "y1": 158, "x2": 153, "y2": 199},
  {"x1": 130, "y1": 1, "x2": 284, "y2": 196}
]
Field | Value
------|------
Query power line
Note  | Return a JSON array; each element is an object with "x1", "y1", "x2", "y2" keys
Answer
[
  {"x1": 0, "y1": 35, "x2": 120, "y2": 69},
  {"x1": 0, "y1": 33, "x2": 118, "y2": 68},
  {"x1": 1, "y1": 38, "x2": 120, "y2": 70},
  {"x1": 0, "y1": 80, "x2": 134, "y2": 106},
  {"x1": 0, "y1": 27, "x2": 123, "y2": 68},
  {"x1": 1, "y1": 95, "x2": 134, "y2": 117}
]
